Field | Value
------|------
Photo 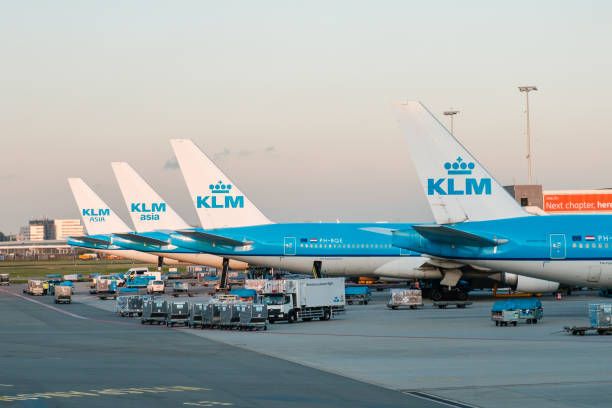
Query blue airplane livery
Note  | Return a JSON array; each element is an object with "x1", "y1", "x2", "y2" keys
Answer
[{"x1": 393, "y1": 101, "x2": 612, "y2": 288}]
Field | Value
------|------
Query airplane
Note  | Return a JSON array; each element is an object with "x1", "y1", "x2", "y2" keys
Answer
[
  {"x1": 66, "y1": 178, "x2": 181, "y2": 265},
  {"x1": 109, "y1": 161, "x2": 247, "y2": 270},
  {"x1": 166, "y1": 139, "x2": 559, "y2": 298},
  {"x1": 391, "y1": 101, "x2": 612, "y2": 288}
]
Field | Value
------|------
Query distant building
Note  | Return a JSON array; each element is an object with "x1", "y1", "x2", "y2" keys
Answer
[
  {"x1": 505, "y1": 185, "x2": 612, "y2": 215},
  {"x1": 54, "y1": 219, "x2": 84, "y2": 239},
  {"x1": 16, "y1": 218, "x2": 84, "y2": 241}
]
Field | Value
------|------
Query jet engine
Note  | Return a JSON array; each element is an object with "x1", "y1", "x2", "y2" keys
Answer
[{"x1": 499, "y1": 273, "x2": 559, "y2": 293}]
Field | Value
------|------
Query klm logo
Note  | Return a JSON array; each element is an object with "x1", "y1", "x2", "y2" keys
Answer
[
  {"x1": 82, "y1": 208, "x2": 109, "y2": 223},
  {"x1": 130, "y1": 203, "x2": 167, "y2": 213},
  {"x1": 130, "y1": 202, "x2": 167, "y2": 221},
  {"x1": 196, "y1": 180, "x2": 244, "y2": 209},
  {"x1": 427, "y1": 157, "x2": 491, "y2": 196}
]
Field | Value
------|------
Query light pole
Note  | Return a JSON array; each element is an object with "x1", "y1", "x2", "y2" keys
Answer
[
  {"x1": 443, "y1": 109, "x2": 460, "y2": 135},
  {"x1": 519, "y1": 86, "x2": 537, "y2": 184}
]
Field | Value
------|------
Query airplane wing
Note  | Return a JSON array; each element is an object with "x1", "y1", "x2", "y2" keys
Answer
[
  {"x1": 411, "y1": 225, "x2": 506, "y2": 247},
  {"x1": 176, "y1": 230, "x2": 253, "y2": 247},
  {"x1": 69, "y1": 236, "x2": 111, "y2": 245},
  {"x1": 113, "y1": 233, "x2": 169, "y2": 247}
]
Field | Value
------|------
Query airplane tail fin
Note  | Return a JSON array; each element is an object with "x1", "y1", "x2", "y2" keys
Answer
[
  {"x1": 170, "y1": 139, "x2": 273, "y2": 229},
  {"x1": 396, "y1": 101, "x2": 528, "y2": 223},
  {"x1": 67, "y1": 178, "x2": 131, "y2": 235},
  {"x1": 111, "y1": 162, "x2": 190, "y2": 232}
]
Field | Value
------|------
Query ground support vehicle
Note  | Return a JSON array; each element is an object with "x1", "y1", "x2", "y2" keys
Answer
[
  {"x1": 147, "y1": 280, "x2": 165, "y2": 295},
  {"x1": 218, "y1": 303, "x2": 242, "y2": 329},
  {"x1": 230, "y1": 288, "x2": 258, "y2": 302},
  {"x1": 263, "y1": 278, "x2": 345, "y2": 323},
  {"x1": 125, "y1": 275, "x2": 156, "y2": 289},
  {"x1": 564, "y1": 304, "x2": 612, "y2": 335},
  {"x1": 238, "y1": 303, "x2": 268, "y2": 330},
  {"x1": 96, "y1": 279, "x2": 118, "y2": 300},
  {"x1": 172, "y1": 281, "x2": 188, "y2": 296},
  {"x1": 166, "y1": 301, "x2": 190, "y2": 327},
  {"x1": 492, "y1": 310, "x2": 519, "y2": 326},
  {"x1": 345, "y1": 286, "x2": 372, "y2": 305},
  {"x1": 433, "y1": 301, "x2": 473, "y2": 309},
  {"x1": 23, "y1": 280, "x2": 44, "y2": 296},
  {"x1": 491, "y1": 298, "x2": 543, "y2": 326},
  {"x1": 387, "y1": 289, "x2": 423, "y2": 310},
  {"x1": 189, "y1": 303, "x2": 205, "y2": 328},
  {"x1": 54, "y1": 286, "x2": 72, "y2": 304},
  {"x1": 200, "y1": 303, "x2": 219, "y2": 329},
  {"x1": 141, "y1": 299, "x2": 168, "y2": 325},
  {"x1": 116, "y1": 295, "x2": 148, "y2": 317},
  {"x1": 0, "y1": 274, "x2": 9, "y2": 286}
]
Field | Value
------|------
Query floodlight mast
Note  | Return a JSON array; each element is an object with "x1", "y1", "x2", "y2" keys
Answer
[
  {"x1": 443, "y1": 109, "x2": 459, "y2": 135},
  {"x1": 519, "y1": 86, "x2": 538, "y2": 184}
]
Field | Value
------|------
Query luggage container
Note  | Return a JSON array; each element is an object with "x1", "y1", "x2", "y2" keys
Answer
[
  {"x1": 166, "y1": 301, "x2": 190, "y2": 327},
  {"x1": 218, "y1": 304, "x2": 240, "y2": 329},
  {"x1": 491, "y1": 298, "x2": 543, "y2": 326},
  {"x1": 115, "y1": 296, "x2": 130, "y2": 315},
  {"x1": 189, "y1": 303, "x2": 205, "y2": 328},
  {"x1": 54, "y1": 286, "x2": 72, "y2": 304},
  {"x1": 200, "y1": 303, "x2": 218, "y2": 328},
  {"x1": 24, "y1": 280, "x2": 44, "y2": 296},
  {"x1": 141, "y1": 299, "x2": 168, "y2": 325},
  {"x1": 0, "y1": 273, "x2": 9, "y2": 286},
  {"x1": 96, "y1": 278, "x2": 118, "y2": 300},
  {"x1": 387, "y1": 289, "x2": 423, "y2": 309},
  {"x1": 238, "y1": 303, "x2": 268, "y2": 331},
  {"x1": 564, "y1": 304, "x2": 612, "y2": 335},
  {"x1": 116, "y1": 295, "x2": 148, "y2": 317},
  {"x1": 345, "y1": 286, "x2": 372, "y2": 305}
]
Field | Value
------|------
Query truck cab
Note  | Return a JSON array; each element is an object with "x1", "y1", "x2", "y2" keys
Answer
[{"x1": 263, "y1": 293, "x2": 293, "y2": 322}]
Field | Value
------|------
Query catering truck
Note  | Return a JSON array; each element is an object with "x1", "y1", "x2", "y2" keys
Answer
[{"x1": 262, "y1": 278, "x2": 345, "y2": 323}]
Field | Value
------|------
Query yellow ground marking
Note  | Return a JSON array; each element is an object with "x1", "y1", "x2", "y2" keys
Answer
[{"x1": 0, "y1": 385, "x2": 210, "y2": 403}]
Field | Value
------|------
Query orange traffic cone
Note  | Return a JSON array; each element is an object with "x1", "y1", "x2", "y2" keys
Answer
[{"x1": 556, "y1": 292, "x2": 562, "y2": 300}]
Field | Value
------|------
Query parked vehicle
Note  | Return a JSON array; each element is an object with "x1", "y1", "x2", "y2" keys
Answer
[
  {"x1": 262, "y1": 278, "x2": 345, "y2": 323},
  {"x1": 125, "y1": 275, "x2": 156, "y2": 288},
  {"x1": 23, "y1": 280, "x2": 44, "y2": 296},
  {"x1": 147, "y1": 280, "x2": 165, "y2": 294},
  {"x1": 172, "y1": 281, "x2": 188, "y2": 294},
  {"x1": 54, "y1": 286, "x2": 72, "y2": 304},
  {"x1": 0, "y1": 273, "x2": 9, "y2": 286}
]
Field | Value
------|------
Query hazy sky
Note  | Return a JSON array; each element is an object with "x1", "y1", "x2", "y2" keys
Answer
[{"x1": 1, "y1": 1, "x2": 611, "y2": 234}]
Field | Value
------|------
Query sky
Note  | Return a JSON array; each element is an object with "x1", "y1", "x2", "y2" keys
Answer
[{"x1": 1, "y1": 1, "x2": 611, "y2": 234}]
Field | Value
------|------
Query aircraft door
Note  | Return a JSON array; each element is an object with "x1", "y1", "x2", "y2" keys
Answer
[
  {"x1": 283, "y1": 237, "x2": 296, "y2": 256},
  {"x1": 549, "y1": 234, "x2": 566, "y2": 259}
]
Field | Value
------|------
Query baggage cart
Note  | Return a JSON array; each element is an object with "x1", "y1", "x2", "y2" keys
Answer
[
  {"x1": 0, "y1": 273, "x2": 9, "y2": 286},
  {"x1": 238, "y1": 303, "x2": 268, "y2": 331},
  {"x1": 24, "y1": 280, "x2": 44, "y2": 296},
  {"x1": 219, "y1": 303, "x2": 241, "y2": 329},
  {"x1": 433, "y1": 301, "x2": 473, "y2": 309},
  {"x1": 387, "y1": 289, "x2": 423, "y2": 309},
  {"x1": 54, "y1": 286, "x2": 72, "y2": 304},
  {"x1": 116, "y1": 295, "x2": 148, "y2": 317},
  {"x1": 115, "y1": 296, "x2": 130, "y2": 315},
  {"x1": 564, "y1": 304, "x2": 612, "y2": 335},
  {"x1": 141, "y1": 299, "x2": 168, "y2": 325},
  {"x1": 345, "y1": 286, "x2": 372, "y2": 305},
  {"x1": 200, "y1": 303, "x2": 217, "y2": 329},
  {"x1": 491, "y1": 298, "x2": 543, "y2": 326},
  {"x1": 166, "y1": 301, "x2": 190, "y2": 327},
  {"x1": 189, "y1": 303, "x2": 205, "y2": 328}
]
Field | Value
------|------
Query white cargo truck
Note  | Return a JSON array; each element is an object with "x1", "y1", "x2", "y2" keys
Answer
[{"x1": 262, "y1": 278, "x2": 345, "y2": 323}]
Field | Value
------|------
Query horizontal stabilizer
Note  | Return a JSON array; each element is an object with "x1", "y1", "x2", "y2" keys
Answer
[
  {"x1": 176, "y1": 230, "x2": 252, "y2": 247},
  {"x1": 412, "y1": 225, "x2": 505, "y2": 247},
  {"x1": 113, "y1": 233, "x2": 169, "y2": 247},
  {"x1": 70, "y1": 236, "x2": 111, "y2": 245}
]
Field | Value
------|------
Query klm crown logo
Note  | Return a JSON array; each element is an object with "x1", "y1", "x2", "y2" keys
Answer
[
  {"x1": 428, "y1": 157, "x2": 491, "y2": 196},
  {"x1": 444, "y1": 157, "x2": 475, "y2": 175},
  {"x1": 197, "y1": 180, "x2": 244, "y2": 209}
]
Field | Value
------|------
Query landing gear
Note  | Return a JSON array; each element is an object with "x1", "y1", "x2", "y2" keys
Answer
[
  {"x1": 312, "y1": 260, "x2": 322, "y2": 279},
  {"x1": 429, "y1": 287, "x2": 470, "y2": 301},
  {"x1": 218, "y1": 257, "x2": 230, "y2": 291}
]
